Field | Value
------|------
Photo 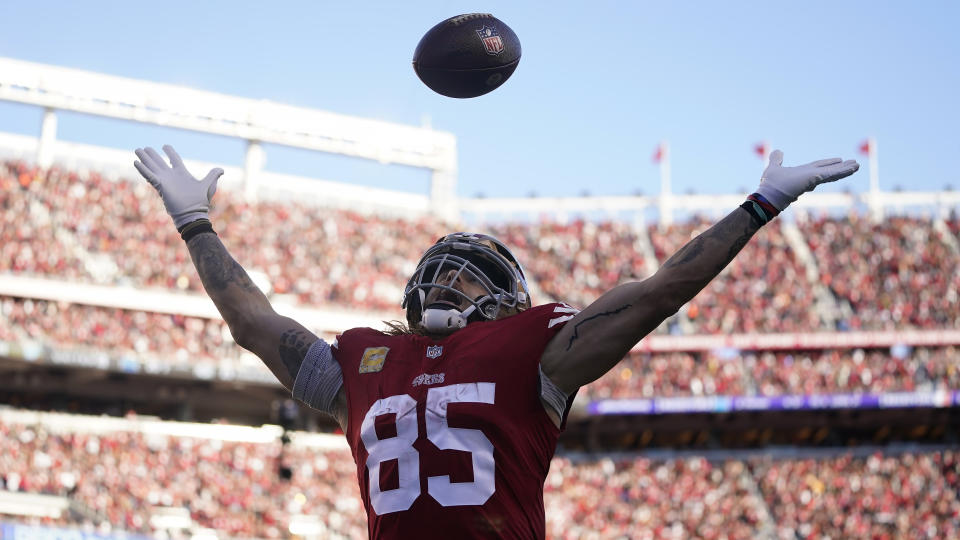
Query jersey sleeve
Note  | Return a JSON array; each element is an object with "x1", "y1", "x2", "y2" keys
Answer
[{"x1": 534, "y1": 303, "x2": 581, "y2": 428}]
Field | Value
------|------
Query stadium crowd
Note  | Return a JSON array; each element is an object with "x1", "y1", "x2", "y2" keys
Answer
[
  {"x1": 1, "y1": 416, "x2": 958, "y2": 539},
  {"x1": 0, "y1": 295, "x2": 272, "y2": 383},
  {"x1": 487, "y1": 220, "x2": 649, "y2": 311},
  {"x1": 4, "y1": 160, "x2": 960, "y2": 333},
  {"x1": 805, "y1": 214, "x2": 960, "y2": 331},
  {"x1": 3, "y1": 294, "x2": 958, "y2": 401},
  {"x1": 0, "y1": 419, "x2": 366, "y2": 538},
  {"x1": 647, "y1": 217, "x2": 823, "y2": 334},
  {"x1": 753, "y1": 450, "x2": 960, "y2": 539},
  {"x1": 583, "y1": 346, "x2": 960, "y2": 401},
  {"x1": 543, "y1": 455, "x2": 767, "y2": 539}
]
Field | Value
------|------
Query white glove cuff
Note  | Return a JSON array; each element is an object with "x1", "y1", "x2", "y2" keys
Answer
[
  {"x1": 754, "y1": 184, "x2": 794, "y2": 212},
  {"x1": 172, "y1": 210, "x2": 210, "y2": 229}
]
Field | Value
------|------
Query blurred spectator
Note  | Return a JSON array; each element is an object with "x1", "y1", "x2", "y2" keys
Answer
[
  {"x1": 649, "y1": 217, "x2": 823, "y2": 334},
  {"x1": 0, "y1": 419, "x2": 365, "y2": 538},
  {"x1": 488, "y1": 220, "x2": 649, "y2": 310},
  {"x1": 583, "y1": 347, "x2": 959, "y2": 401},
  {"x1": 803, "y1": 213, "x2": 960, "y2": 330},
  {"x1": 545, "y1": 456, "x2": 765, "y2": 539},
  {"x1": 4, "y1": 161, "x2": 960, "y2": 332},
  {"x1": 3, "y1": 295, "x2": 957, "y2": 400},
  {"x1": 752, "y1": 450, "x2": 960, "y2": 539}
]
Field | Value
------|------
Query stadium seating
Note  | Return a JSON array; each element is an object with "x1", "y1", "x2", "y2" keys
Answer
[
  {"x1": 803, "y1": 213, "x2": 960, "y2": 330},
  {"x1": 3, "y1": 158, "x2": 960, "y2": 538},
  {"x1": 648, "y1": 217, "x2": 824, "y2": 334},
  {"x1": 0, "y1": 295, "x2": 272, "y2": 384},
  {"x1": 0, "y1": 416, "x2": 365, "y2": 538},
  {"x1": 583, "y1": 346, "x2": 960, "y2": 401},
  {"x1": 487, "y1": 220, "x2": 649, "y2": 311},
  {"x1": 1, "y1": 413, "x2": 957, "y2": 539},
  {"x1": 752, "y1": 450, "x2": 960, "y2": 539},
  {"x1": 4, "y1": 294, "x2": 958, "y2": 400},
  {"x1": 5, "y1": 160, "x2": 960, "y2": 333}
]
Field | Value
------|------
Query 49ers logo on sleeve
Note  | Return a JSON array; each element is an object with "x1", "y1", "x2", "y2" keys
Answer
[{"x1": 359, "y1": 347, "x2": 389, "y2": 373}]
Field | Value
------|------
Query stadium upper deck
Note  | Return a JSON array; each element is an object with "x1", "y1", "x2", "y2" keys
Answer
[{"x1": 3, "y1": 158, "x2": 958, "y2": 334}]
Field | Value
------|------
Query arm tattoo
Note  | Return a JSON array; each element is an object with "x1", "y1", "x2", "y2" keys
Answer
[
  {"x1": 188, "y1": 233, "x2": 259, "y2": 293},
  {"x1": 665, "y1": 237, "x2": 705, "y2": 268},
  {"x1": 567, "y1": 304, "x2": 632, "y2": 351},
  {"x1": 663, "y1": 210, "x2": 757, "y2": 275},
  {"x1": 279, "y1": 329, "x2": 313, "y2": 380}
]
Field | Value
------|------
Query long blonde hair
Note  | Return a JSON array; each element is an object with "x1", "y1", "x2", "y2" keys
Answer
[{"x1": 382, "y1": 320, "x2": 429, "y2": 336}]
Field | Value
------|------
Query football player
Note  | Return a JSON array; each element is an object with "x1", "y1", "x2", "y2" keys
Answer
[{"x1": 134, "y1": 145, "x2": 857, "y2": 539}]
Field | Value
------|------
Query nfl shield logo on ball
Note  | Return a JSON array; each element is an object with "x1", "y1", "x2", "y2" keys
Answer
[{"x1": 476, "y1": 26, "x2": 504, "y2": 55}]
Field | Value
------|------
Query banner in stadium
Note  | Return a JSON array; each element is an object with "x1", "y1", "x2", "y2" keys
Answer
[{"x1": 588, "y1": 390, "x2": 960, "y2": 415}]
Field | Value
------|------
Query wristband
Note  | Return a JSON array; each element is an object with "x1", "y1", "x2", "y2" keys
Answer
[
  {"x1": 740, "y1": 193, "x2": 779, "y2": 226},
  {"x1": 177, "y1": 218, "x2": 216, "y2": 242}
]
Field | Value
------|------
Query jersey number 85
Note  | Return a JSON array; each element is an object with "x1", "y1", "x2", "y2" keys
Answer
[{"x1": 360, "y1": 382, "x2": 496, "y2": 515}]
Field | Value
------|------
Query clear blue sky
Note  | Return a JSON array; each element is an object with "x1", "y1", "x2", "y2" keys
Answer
[{"x1": 0, "y1": 1, "x2": 957, "y2": 198}]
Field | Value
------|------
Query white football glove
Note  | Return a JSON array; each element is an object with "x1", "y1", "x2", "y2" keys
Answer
[
  {"x1": 133, "y1": 145, "x2": 223, "y2": 229},
  {"x1": 756, "y1": 150, "x2": 860, "y2": 211}
]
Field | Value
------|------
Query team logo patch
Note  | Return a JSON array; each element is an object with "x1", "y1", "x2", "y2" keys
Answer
[
  {"x1": 426, "y1": 345, "x2": 443, "y2": 359},
  {"x1": 476, "y1": 25, "x2": 504, "y2": 55},
  {"x1": 359, "y1": 347, "x2": 389, "y2": 374}
]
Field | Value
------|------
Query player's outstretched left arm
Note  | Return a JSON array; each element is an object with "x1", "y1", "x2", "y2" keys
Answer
[{"x1": 540, "y1": 150, "x2": 859, "y2": 395}]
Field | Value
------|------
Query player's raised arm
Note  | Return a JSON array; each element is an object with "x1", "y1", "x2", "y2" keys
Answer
[
  {"x1": 133, "y1": 146, "x2": 345, "y2": 428},
  {"x1": 540, "y1": 150, "x2": 860, "y2": 395}
]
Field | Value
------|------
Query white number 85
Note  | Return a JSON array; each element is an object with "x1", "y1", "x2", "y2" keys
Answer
[{"x1": 359, "y1": 382, "x2": 496, "y2": 515}]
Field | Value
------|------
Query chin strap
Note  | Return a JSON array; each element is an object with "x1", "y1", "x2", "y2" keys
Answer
[{"x1": 421, "y1": 304, "x2": 477, "y2": 334}]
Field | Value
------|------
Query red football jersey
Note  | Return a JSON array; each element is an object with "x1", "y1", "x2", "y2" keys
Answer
[{"x1": 333, "y1": 303, "x2": 577, "y2": 539}]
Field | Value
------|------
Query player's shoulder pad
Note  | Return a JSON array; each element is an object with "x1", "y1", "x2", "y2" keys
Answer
[{"x1": 333, "y1": 327, "x2": 390, "y2": 350}]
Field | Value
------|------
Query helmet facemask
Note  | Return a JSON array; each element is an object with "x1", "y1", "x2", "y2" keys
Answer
[{"x1": 403, "y1": 233, "x2": 531, "y2": 334}]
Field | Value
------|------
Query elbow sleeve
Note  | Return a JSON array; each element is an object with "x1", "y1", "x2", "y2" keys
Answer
[{"x1": 292, "y1": 339, "x2": 343, "y2": 416}]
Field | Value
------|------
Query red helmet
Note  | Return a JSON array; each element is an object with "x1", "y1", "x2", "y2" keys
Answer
[{"x1": 403, "y1": 232, "x2": 532, "y2": 331}]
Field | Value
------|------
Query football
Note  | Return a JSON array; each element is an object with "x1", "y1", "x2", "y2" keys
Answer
[{"x1": 412, "y1": 13, "x2": 521, "y2": 98}]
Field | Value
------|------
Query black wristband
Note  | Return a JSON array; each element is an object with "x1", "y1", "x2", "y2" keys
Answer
[
  {"x1": 178, "y1": 218, "x2": 216, "y2": 242},
  {"x1": 740, "y1": 200, "x2": 768, "y2": 227},
  {"x1": 740, "y1": 193, "x2": 779, "y2": 227}
]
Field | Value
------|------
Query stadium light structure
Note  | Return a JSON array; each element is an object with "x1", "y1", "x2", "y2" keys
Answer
[{"x1": 0, "y1": 56, "x2": 459, "y2": 220}]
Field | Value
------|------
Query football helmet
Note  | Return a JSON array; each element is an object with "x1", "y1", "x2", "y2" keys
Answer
[{"x1": 403, "y1": 232, "x2": 532, "y2": 333}]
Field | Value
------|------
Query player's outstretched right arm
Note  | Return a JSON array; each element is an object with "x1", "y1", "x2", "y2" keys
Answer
[
  {"x1": 132, "y1": 146, "x2": 346, "y2": 428},
  {"x1": 183, "y1": 230, "x2": 315, "y2": 389}
]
